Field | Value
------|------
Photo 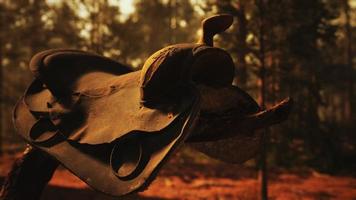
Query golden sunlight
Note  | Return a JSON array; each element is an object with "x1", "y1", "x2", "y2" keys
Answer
[{"x1": 109, "y1": 0, "x2": 135, "y2": 18}]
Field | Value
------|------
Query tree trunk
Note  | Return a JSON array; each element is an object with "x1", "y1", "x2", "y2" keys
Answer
[
  {"x1": 256, "y1": 0, "x2": 268, "y2": 199},
  {"x1": 0, "y1": 8, "x2": 4, "y2": 156},
  {"x1": 343, "y1": 0, "x2": 353, "y2": 124},
  {"x1": 235, "y1": 2, "x2": 248, "y2": 88}
]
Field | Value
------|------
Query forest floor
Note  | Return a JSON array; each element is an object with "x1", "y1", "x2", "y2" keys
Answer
[{"x1": 1, "y1": 149, "x2": 356, "y2": 200}]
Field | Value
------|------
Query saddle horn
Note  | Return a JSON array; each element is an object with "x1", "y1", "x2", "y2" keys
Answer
[{"x1": 198, "y1": 14, "x2": 234, "y2": 46}]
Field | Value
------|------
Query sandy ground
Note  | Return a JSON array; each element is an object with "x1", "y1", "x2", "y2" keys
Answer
[{"x1": 1, "y1": 152, "x2": 356, "y2": 200}]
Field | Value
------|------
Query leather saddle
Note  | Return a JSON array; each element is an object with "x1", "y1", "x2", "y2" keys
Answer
[{"x1": 13, "y1": 14, "x2": 261, "y2": 196}]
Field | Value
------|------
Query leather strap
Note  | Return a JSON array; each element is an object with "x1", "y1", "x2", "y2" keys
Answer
[
  {"x1": 29, "y1": 118, "x2": 64, "y2": 146},
  {"x1": 110, "y1": 135, "x2": 149, "y2": 181}
]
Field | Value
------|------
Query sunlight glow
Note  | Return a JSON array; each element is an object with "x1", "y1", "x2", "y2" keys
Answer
[
  {"x1": 77, "y1": 3, "x2": 89, "y2": 18},
  {"x1": 46, "y1": 0, "x2": 60, "y2": 5},
  {"x1": 350, "y1": 0, "x2": 356, "y2": 8},
  {"x1": 109, "y1": 0, "x2": 135, "y2": 19}
]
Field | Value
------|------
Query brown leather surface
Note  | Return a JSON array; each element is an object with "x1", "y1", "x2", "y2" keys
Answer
[
  {"x1": 29, "y1": 49, "x2": 132, "y2": 101},
  {"x1": 22, "y1": 45, "x2": 235, "y2": 145},
  {"x1": 24, "y1": 71, "x2": 186, "y2": 145},
  {"x1": 187, "y1": 85, "x2": 262, "y2": 164},
  {"x1": 189, "y1": 131, "x2": 262, "y2": 164},
  {"x1": 13, "y1": 14, "x2": 262, "y2": 197},
  {"x1": 140, "y1": 43, "x2": 235, "y2": 105},
  {"x1": 14, "y1": 49, "x2": 202, "y2": 196},
  {"x1": 14, "y1": 92, "x2": 200, "y2": 196}
]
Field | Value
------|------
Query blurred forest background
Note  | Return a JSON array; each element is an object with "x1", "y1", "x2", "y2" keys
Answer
[{"x1": 0, "y1": 0, "x2": 355, "y2": 177}]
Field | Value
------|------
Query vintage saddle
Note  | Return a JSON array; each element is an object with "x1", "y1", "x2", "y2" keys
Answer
[{"x1": 13, "y1": 14, "x2": 262, "y2": 196}]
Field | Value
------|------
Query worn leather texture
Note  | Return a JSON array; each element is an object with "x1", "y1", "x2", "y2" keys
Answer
[
  {"x1": 13, "y1": 14, "x2": 262, "y2": 197},
  {"x1": 14, "y1": 48, "x2": 202, "y2": 196},
  {"x1": 12, "y1": 42, "x2": 240, "y2": 196}
]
